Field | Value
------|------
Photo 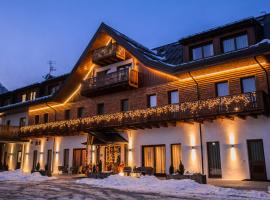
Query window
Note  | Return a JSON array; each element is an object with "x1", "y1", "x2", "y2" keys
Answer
[
  {"x1": 48, "y1": 85, "x2": 59, "y2": 95},
  {"x1": 121, "y1": 99, "x2": 129, "y2": 112},
  {"x1": 171, "y1": 144, "x2": 182, "y2": 173},
  {"x1": 6, "y1": 120, "x2": 11, "y2": 126},
  {"x1": 222, "y1": 34, "x2": 248, "y2": 53},
  {"x1": 77, "y1": 107, "x2": 84, "y2": 118},
  {"x1": 241, "y1": 76, "x2": 256, "y2": 93},
  {"x1": 30, "y1": 91, "x2": 36, "y2": 100},
  {"x1": 22, "y1": 94, "x2": 27, "y2": 102},
  {"x1": 216, "y1": 82, "x2": 229, "y2": 97},
  {"x1": 44, "y1": 113, "x2": 49, "y2": 123},
  {"x1": 192, "y1": 43, "x2": 214, "y2": 60},
  {"x1": 19, "y1": 117, "x2": 26, "y2": 127},
  {"x1": 142, "y1": 145, "x2": 166, "y2": 174},
  {"x1": 207, "y1": 142, "x2": 222, "y2": 178},
  {"x1": 168, "y1": 90, "x2": 179, "y2": 104},
  {"x1": 63, "y1": 149, "x2": 69, "y2": 167},
  {"x1": 65, "y1": 110, "x2": 71, "y2": 120},
  {"x1": 148, "y1": 94, "x2": 157, "y2": 108},
  {"x1": 97, "y1": 103, "x2": 104, "y2": 115},
  {"x1": 34, "y1": 115, "x2": 40, "y2": 124}
]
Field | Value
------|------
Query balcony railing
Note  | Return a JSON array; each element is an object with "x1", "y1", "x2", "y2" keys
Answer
[
  {"x1": 92, "y1": 43, "x2": 125, "y2": 66},
  {"x1": 81, "y1": 68, "x2": 139, "y2": 97},
  {"x1": 20, "y1": 91, "x2": 269, "y2": 137},
  {"x1": 0, "y1": 125, "x2": 21, "y2": 141}
]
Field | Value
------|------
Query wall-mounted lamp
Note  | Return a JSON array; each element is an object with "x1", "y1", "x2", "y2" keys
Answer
[
  {"x1": 25, "y1": 152, "x2": 29, "y2": 155},
  {"x1": 55, "y1": 151, "x2": 59, "y2": 154},
  {"x1": 234, "y1": 107, "x2": 239, "y2": 111},
  {"x1": 191, "y1": 146, "x2": 195, "y2": 150},
  {"x1": 230, "y1": 144, "x2": 235, "y2": 148},
  {"x1": 128, "y1": 148, "x2": 133, "y2": 152},
  {"x1": 40, "y1": 152, "x2": 44, "y2": 154}
]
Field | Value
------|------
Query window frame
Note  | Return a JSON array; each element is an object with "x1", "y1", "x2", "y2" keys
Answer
[
  {"x1": 241, "y1": 76, "x2": 256, "y2": 93},
  {"x1": 43, "y1": 113, "x2": 49, "y2": 123},
  {"x1": 191, "y1": 42, "x2": 214, "y2": 60},
  {"x1": 77, "y1": 107, "x2": 84, "y2": 118},
  {"x1": 147, "y1": 94, "x2": 157, "y2": 108},
  {"x1": 215, "y1": 81, "x2": 229, "y2": 97},
  {"x1": 97, "y1": 103, "x2": 105, "y2": 115},
  {"x1": 168, "y1": 90, "x2": 179, "y2": 104},
  {"x1": 34, "y1": 115, "x2": 40, "y2": 125},
  {"x1": 222, "y1": 33, "x2": 249, "y2": 53},
  {"x1": 120, "y1": 99, "x2": 129, "y2": 112}
]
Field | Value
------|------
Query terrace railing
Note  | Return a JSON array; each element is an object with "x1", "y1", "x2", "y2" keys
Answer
[
  {"x1": 20, "y1": 91, "x2": 268, "y2": 136},
  {"x1": 0, "y1": 125, "x2": 20, "y2": 141}
]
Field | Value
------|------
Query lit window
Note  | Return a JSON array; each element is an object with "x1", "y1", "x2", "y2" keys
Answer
[
  {"x1": 216, "y1": 82, "x2": 229, "y2": 97},
  {"x1": 241, "y1": 77, "x2": 256, "y2": 93},
  {"x1": 22, "y1": 94, "x2": 27, "y2": 102},
  {"x1": 223, "y1": 34, "x2": 248, "y2": 53},
  {"x1": 192, "y1": 43, "x2": 214, "y2": 60},
  {"x1": 30, "y1": 91, "x2": 36, "y2": 100},
  {"x1": 19, "y1": 117, "x2": 26, "y2": 127},
  {"x1": 168, "y1": 90, "x2": 179, "y2": 104},
  {"x1": 148, "y1": 94, "x2": 157, "y2": 108}
]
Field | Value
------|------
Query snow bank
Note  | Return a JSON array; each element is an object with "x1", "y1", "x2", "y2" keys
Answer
[
  {"x1": 76, "y1": 175, "x2": 270, "y2": 199},
  {"x1": 0, "y1": 170, "x2": 56, "y2": 182}
]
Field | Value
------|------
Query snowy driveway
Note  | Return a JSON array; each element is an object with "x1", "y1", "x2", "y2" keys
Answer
[
  {"x1": 0, "y1": 178, "x2": 198, "y2": 200},
  {"x1": 0, "y1": 177, "x2": 269, "y2": 200}
]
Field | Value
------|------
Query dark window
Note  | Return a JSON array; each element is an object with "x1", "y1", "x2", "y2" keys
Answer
[
  {"x1": 77, "y1": 107, "x2": 84, "y2": 118},
  {"x1": 63, "y1": 149, "x2": 69, "y2": 168},
  {"x1": 65, "y1": 110, "x2": 71, "y2": 120},
  {"x1": 147, "y1": 94, "x2": 157, "y2": 108},
  {"x1": 241, "y1": 77, "x2": 256, "y2": 93},
  {"x1": 121, "y1": 99, "x2": 129, "y2": 112},
  {"x1": 19, "y1": 117, "x2": 26, "y2": 127},
  {"x1": 222, "y1": 34, "x2": 248, "y2": 53},
  {"x1": 44, "y1": 113, "x2": 49, "y2": 123},
  {"x1": 192, "y1": 43, "x2": 214, "y2": 60},
  {"x1": 97, "y1": 103, "x2": 104, "y2": 115},
  {"x1": 216, "y1": 82, "x2": 229, "y2": 97},
  {"x1": 48, "y1": 85, "x2": 59, "y2": 95},
  {"x1": 6, "y1": 120, "x2": 11, "y2": 126},
  {"x1": 168, "y1": 90, "x2": 179, "y2": 104},
  {"x1": 34, "y1": 115, "x2": 40, "y2": 124}
]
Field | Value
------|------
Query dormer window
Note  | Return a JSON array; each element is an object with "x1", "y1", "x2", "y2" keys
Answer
[
  {"x1": 30, "y1": 91, "x2": 36, "y2": 100},
  {"x1": 192, "y1": 43, "x2": 214, "y2": 60},
  {"x1": 222, "y1": 34, "x2": 248, "y2": 53}
]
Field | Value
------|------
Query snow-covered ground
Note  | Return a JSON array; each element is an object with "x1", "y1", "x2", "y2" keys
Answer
[
  {"x1": 0, "y1": 170, "x2": 56, "y2": 182},
  {"x1": 76, "y1": 175, "x2": 270, "y2": 200}
]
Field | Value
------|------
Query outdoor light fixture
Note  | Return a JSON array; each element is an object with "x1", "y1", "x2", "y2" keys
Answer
[
  {"x1": 25, "y1": 152, "x2": 29, "y2": 155},
  {"x1": 40, "y1": 152, "x2": 44, "y2": 154},
  {"x1": 128, "y1": 148, "x2": 133, "y2": 152},
  {"x1": 230, "y1": 144, "x2": 235, "y2": 148},
  {"x1": 191, "y1": 146, "x2": 195, "y2": 149}
]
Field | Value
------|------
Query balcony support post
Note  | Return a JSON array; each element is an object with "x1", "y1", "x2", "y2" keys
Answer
[{"x1": 188, "y1": 71, "x2": 204, "y2": 175}]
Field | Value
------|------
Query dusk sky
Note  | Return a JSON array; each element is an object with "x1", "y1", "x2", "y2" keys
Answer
[{"x1": 1, "y1": 0, "x2": 270, "y2": 90}]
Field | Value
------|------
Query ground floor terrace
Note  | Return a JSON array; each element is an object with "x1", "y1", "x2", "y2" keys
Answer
[{"x1": 2, "y1": 115, "x2": 270, "y2": 181}]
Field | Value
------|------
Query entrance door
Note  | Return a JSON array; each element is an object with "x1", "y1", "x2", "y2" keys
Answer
[
  {"x1": 63, "y1": 149, "x2": 69, "y2": 168},
  {"x1": 207, "y1": 142, "x2": 222, "y2": 178},
  {"x1": 47, "y1": 149, "x2": 52, "y2": 172},
  {"x1": 73, "y1": 149, "x2": 86, "y2": 168},
  {"x1": 32, "y1": 150, "x2": 38, "y2": 171},
  {"x1": 247, "y1": 139, "x2": 267, "y2": 181}
]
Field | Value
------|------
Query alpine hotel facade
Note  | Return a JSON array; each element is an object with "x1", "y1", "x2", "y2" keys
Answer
[{"x1": 1, "y1": 14, "x2": 270, "y2": 181}]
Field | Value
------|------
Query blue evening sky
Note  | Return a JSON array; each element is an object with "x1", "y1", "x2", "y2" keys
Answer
[{"x1": 0, "y1": 0, "x2": 270, "y2": 90}]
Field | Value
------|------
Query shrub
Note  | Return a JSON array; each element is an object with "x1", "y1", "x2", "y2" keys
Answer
[
  {"x1": 178, "y1": 161, "x2": 185, "y2": 175},
  {"x1": 169, "y1": 165, "x2": 174, "y2": 175}
]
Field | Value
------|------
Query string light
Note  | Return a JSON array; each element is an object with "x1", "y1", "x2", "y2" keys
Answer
[{"x1": 20, "y1": 92, "x2": 258, "y2": 136}]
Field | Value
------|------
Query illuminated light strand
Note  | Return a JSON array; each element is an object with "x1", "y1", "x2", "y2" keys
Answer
[
  {"x1": 29, "y1": 65, "x2": 95, "y2": 113},
  {"x1": 21, "y1": 92, "x2": 256, "y2": 135}
]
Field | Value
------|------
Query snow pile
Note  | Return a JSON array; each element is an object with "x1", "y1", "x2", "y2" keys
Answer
[
  {"x1": 76, "y1": 175, "x2": 270, "y2": 199},
  {"x1": 0, "y1": 170, "x2": 56, "y2": 182}
]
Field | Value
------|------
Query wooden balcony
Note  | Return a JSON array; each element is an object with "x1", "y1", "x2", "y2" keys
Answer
[
  {"x1": 0, "y1": 125, "x2": 21, "y2": 141},
  {"x1": 81, "y1": 68, "x2": 139, "y2": 97},
  {"x1": 92, "y1": 43, "x2": 125, "y2": 66},
  {"x1": 20, "y1": 91, "x2": 269, "y2": 137}
]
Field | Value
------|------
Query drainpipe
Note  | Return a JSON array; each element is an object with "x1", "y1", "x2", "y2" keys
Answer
[
  {"x1": 254, "y1": 56, "x2": 270, "y2": 95},
  {"x1": 188, "y1": 72, "x2": 204, "y2": 175},
  {"x1": 45, "y1": 103, "x2": 57, "y2": 174}
]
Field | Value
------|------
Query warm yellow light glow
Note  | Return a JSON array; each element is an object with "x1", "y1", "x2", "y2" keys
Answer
[
  {"x1": 53, "y1": 137, "x2": 62, "y2": 173},
  {"x1": 9, "y1": 143, "x2": 15, "y2": 170},
  {"x1": 119, "y1": 172, "x2": 124, "y2": 176},
  {"x1": 229, "y1": 133, "x2": 235, "y2": 145},
  {"x1": 23, "y1": 142, "x2": 31, "y2": 173},
  {"x1": 29, "y1": 65, "x2": 94, "y2": 113},
  {"x1": 128, "y1": 131, "x2": 133, "y2": 167}
]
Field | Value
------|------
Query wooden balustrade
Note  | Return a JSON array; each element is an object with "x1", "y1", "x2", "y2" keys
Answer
[{"x1": 0, "y1": 125, "x2": 21, "y2": 141}]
